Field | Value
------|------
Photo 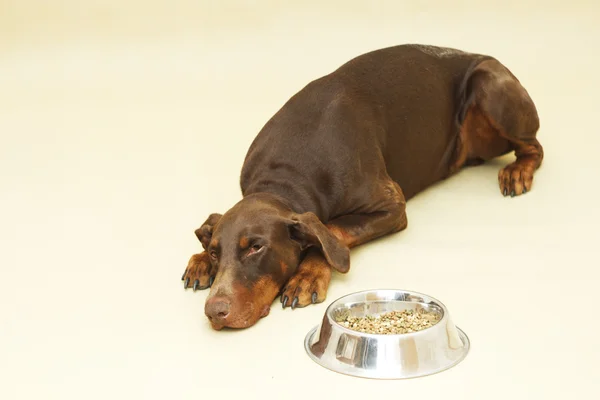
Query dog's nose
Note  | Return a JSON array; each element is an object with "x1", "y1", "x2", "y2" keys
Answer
[{"x1": 205, "y1": 297, "x2": 231, "y2": 321}]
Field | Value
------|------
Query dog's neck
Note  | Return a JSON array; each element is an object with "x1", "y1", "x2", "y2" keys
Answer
[{"x1": 242, "y1": 183, "x2": 327, "y2": 220}]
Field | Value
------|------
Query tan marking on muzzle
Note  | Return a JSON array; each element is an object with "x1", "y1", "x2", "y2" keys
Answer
[
  {"x1": 208, "y1": 276, "x2": 280, "y2": 329},
  {"x1": 208, "y1": 267, "x2": 236, "y2": 298},
  {"x1": 251, "y1": 275, "x2": 280, "y2": 316}
]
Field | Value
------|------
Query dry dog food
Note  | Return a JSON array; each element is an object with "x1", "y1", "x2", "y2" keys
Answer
[{"x1": 338, "y1": 309, "x2": 441, "y2": 334}]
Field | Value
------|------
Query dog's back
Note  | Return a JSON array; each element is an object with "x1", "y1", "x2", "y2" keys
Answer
[{"x1": 242, "y1": 45, "x2": 494, "y2": 216}]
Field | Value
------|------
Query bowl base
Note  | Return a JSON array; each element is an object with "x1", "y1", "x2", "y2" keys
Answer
[{"x1": 304, "y1": 324, "x2": 470, "y2": 380}]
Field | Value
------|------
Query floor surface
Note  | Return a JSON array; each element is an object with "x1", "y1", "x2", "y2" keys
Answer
[{"x1": 1, "y1": 1, "x2": 599, "y2": 399}]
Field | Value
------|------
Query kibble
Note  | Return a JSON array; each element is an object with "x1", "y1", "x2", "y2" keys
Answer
[{"x1": 337, "y1": 309, "x2": 441, "y2": 335}]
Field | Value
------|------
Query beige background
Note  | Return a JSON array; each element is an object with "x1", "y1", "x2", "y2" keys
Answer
[{"x1": 1, "y1": 1, "x2": 599, "y2": 399}]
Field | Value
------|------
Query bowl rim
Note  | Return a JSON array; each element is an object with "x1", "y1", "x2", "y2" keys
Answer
[{"x1": 323, "y1": 288, "x2": 451, "y2": 339}]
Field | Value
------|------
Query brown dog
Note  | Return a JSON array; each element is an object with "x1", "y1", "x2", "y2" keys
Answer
[{"x1": 182, "y1": 44, "x2": 543, "y2": 330}]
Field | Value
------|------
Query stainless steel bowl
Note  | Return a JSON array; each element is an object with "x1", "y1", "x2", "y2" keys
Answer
[{"x1": 304, "y1": 289, "x2": 470, "y2": 379}]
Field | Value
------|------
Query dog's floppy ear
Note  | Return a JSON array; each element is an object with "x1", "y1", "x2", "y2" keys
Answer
[
  {"x1": 194, "y1": 213, "x2": 222, "y2": 250},
  {"x1": 287, "y1": 212, "x2": 350, "y2": 273}
]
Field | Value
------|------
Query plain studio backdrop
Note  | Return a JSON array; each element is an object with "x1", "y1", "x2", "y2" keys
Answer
[{"x1": 1, "y1": 1, "x2": 598, "y2": 399}]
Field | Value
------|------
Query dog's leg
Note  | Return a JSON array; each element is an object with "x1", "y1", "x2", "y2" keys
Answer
[
  {"x1": 460, "y1": 59, "x2": 544, "y2": 197},
  {"x1": 281, "y1": 249, "x2": 332, "y2": 309},
  {"x1": 327, "y1": 180, "x2": 408, "y2": 248},
  {"x1": 497, "y1": 138, "x2": 543, "y2": 197},
  {"x1": 182, "y1": 252, "x2": 217, "y2": 291},
  {"x1": 181, "y1": 213, "x2": 221, "y2": 291},
  {"x1": 282, "y1": 180, "x2": 407, "y2": 309}
]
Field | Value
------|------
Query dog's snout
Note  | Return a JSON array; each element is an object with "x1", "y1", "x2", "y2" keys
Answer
[{"x1": 205, "y1": 297, "x2": 231, "y2": 321}]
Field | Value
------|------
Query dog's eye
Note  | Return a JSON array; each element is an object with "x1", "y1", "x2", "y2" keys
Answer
[
  {"x1": 209, "y1": 250, "x2": 218, "y2": 260},
  {"x1": 247, "y1": 244, "x2": 263, "y2": 256}
]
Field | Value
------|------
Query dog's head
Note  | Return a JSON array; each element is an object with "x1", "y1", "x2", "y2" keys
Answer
[{"x1": 195, "y1": 194, "x2": 349, "y2": 330}]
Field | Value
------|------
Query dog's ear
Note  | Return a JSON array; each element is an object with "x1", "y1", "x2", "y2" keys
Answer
[
  {"x1": 287, "y1": 212, "x2": 350, "y2": 273},
  {"x1": 194, "y1": 213, "x2": 222, "y2": 250}
]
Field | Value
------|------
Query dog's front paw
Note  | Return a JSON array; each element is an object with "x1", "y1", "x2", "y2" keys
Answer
[
  {"x1": 498, "y1": 163, "x2": 534, "y2": 197},
  {"x1": 182, "y1": 252, "x2": 215, "y2": 291},
  {"x1": 281, "y1": 253, "x2": 332, "y2": 310}
]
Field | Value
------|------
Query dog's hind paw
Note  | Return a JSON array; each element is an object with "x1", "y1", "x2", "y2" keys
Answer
[
  {"x1": 281, "y1": 252, "x2": 332, "y2": 310},
  {"x1": 498, "y1": 163, "x2": 534, "y2": 197},
  {"x1": 182, "y1": 252, "x2": 215, "y2": 291}
]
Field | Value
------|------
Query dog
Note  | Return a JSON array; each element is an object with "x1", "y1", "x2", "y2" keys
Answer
[{"x1": 182, "y1": 44, "x2": 543, "y2": 330}]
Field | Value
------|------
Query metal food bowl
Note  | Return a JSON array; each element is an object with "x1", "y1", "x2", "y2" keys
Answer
[{"x1": 304, "y1": 289, "x2": 470, "y2": 379}]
